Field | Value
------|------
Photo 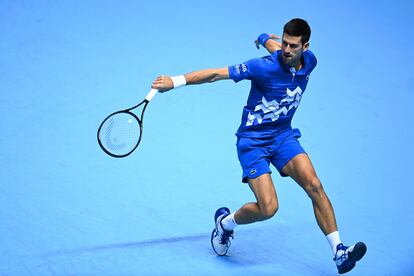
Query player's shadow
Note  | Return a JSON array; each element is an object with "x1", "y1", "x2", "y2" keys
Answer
[
  {"x1": 43, "y1": 226, "x2": 331, "y2": 274},
  {"x1": 43, "y1": 233, "x2": 207, "y2": 257},
  {"x1": 44, "y1": 229, "x2": 288, "y2": 267}
]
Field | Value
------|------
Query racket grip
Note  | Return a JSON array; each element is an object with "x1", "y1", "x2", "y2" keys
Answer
[{"x1": 145, "y1": 89, "x2": 158, "y2": 102}]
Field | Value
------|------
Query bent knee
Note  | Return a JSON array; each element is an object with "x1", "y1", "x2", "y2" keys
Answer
[
  {"x1": 259, "y1": 201, "x2": 279, "y2": 219},
  {"x1": 303, "y1": 177, "x2": 325, "y2": 197}
]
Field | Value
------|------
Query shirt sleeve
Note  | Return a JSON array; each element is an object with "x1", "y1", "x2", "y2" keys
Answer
[
  {"x1": 228, "y1": 58, "x2": 261, "y2": 83},
  {"x1": 305, "y1": 50, "x2": 317, "y2": 73}
]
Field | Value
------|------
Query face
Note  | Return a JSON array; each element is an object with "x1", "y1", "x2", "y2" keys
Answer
[{"x1": 281, "y1": 33, "x2": 309, "y2": 67}]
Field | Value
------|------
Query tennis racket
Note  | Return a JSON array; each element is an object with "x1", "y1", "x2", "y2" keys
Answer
[{"x1": 97, "y1": 88, "x2": 158, "y2": 158}]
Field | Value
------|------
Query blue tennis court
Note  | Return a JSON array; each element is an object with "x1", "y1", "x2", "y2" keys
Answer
[{"x1": 1, "y1": 1, "x2": 413, "y2": 275}]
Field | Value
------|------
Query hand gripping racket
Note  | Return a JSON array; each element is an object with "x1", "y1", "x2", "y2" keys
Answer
[{"x1": 97, "y1": 89, "x2": 158, "y2": 158}]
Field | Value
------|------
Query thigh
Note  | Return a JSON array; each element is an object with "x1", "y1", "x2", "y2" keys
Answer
[
  {"x1": 248, "y1": 173, "x2": 278, "y2": 206},
  {"x1": 281, "y1": 153, "x2": 318, "y2": 186}
]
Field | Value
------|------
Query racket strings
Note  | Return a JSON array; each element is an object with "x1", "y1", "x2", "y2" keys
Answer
[{"x1": 99, "y1": 112, "x2": 141, "y2": 156}]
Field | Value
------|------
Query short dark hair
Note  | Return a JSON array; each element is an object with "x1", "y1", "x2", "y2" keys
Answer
[{"x1": 283, "y1": 18, "x2": 311, "y2": 44}]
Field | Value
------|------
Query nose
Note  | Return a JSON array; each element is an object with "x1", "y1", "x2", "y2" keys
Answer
[
  {"x1": 284, "y1": 50, "x2": 291, "y2": 57},
  {"x1": 285, "y1": 44, "x2": 291, "y2": 52}
]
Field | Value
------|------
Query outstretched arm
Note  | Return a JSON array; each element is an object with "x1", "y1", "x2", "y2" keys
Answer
[
  {"x1": 255, "y1": 33, "x2": 281, "y2": 54},
  {"x1": 151, "y1": 67, "x2": 229, "y2": 92}
]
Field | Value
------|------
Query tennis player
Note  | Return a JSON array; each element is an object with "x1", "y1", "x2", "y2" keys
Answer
[{"x1": 151, "y1": 18, "x2": 366, "y2": 274}]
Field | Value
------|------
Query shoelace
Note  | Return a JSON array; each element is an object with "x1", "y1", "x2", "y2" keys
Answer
[
  {"x1": 220, "y1": 230, "x2": 233, "y2": 245},
  {"x1": 335, "y1": 246, "x2": 349, "y2": 263}
]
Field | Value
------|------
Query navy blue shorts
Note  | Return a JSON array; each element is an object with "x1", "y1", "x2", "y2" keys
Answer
[{"x1": 236, "y1": 128, "x2": 306, "y2": 183}]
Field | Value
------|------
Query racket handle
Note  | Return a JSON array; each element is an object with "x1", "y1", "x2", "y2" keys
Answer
[{"x1": 145, "y1": 89, "x2": 158, "y2": 102}]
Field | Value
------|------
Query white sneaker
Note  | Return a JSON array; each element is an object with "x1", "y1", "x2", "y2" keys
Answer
[
  {"x1": 334, "y1": 242, "x2": 367, "y2": 274},
  {"x1": 210, "y1": 207, "x2": 233, "y2": 256}
]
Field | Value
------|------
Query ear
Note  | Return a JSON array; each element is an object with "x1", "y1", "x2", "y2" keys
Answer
[{"x1": 303, "y1": 42, "x2": 310, "y2": 51}]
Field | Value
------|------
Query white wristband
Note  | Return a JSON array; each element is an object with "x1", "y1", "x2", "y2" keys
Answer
[{"x1": 171, "y1": 75, "x2": 187, "y2": 89}]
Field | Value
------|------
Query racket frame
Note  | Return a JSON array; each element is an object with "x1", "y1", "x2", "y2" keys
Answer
[{"x1": 97, "y1": 89, "x2": 157, "y2": 158}]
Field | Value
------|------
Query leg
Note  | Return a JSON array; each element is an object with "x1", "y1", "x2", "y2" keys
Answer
[
  {"x1": 282, "y1": 153, "x2": 367, "y2": 273},
  {"x1": 211, "y1": 173, "x2": 278, "y2": 256},
  {"x1": 211, "y1": 137, "x2": 280, "y2": 255},
  {"x1": 234, "y1": 173, "x2": 279, "y2": 224},
  {"x1": 281, "y1": 153, "x2": 337, "y2": 235}
]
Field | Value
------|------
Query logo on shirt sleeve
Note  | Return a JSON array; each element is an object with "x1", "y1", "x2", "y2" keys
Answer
[{"x1": 235, "y1": 64, "x2": 248, "y2": 75}]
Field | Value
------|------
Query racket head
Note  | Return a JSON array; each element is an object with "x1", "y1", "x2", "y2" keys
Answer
[{"x1": 97, "y1": 111, "x2": 142, "y2": 158}]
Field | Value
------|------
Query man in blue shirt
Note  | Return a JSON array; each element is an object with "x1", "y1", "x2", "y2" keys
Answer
[{"x1": 152, "y1": 18, "x2": 366, "y2": 274}]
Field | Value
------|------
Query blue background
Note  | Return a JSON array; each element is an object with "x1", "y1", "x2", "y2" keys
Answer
[{"x1": 1, "y1": 0, "x2": 413, "y2": 275}]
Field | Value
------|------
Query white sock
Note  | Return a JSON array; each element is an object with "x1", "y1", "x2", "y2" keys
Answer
[
  {"x1": 326, "y1": 231, "x2": 342, "y2": 256},
  {"x1": 221, "y1": 212, "x2": 238, "y2": 231}
]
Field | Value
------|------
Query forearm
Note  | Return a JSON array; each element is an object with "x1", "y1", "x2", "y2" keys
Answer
[
  {"x1": 151, "y1": 67, "x2": 229, "y2": 92},
  {"x1": 263, "y1": 39, "x2": 281, "y2": 54},
  {"x1": 184, "y1": 68, "x2": 229, "y2": 85}
]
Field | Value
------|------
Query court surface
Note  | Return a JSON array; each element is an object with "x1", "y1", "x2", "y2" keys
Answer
[{"x1": 1, "y1": 1, "x2": 413, "y2": 275}]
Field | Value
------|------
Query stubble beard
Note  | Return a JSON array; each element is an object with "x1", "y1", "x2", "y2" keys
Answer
[{"x1": 283, "y1": 54, "x2": 301, "y2": 68}]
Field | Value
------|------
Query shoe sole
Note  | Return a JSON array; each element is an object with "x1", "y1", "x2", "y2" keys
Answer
[{"x1": 338, "y1": 242, "x2": 367, "y2": 274}]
